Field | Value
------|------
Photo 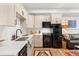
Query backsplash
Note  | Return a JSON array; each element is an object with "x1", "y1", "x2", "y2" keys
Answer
[
  {"x1": 0, "y1": 27, "x2": 79, "y2": 41},
  {"x1": 26, "y1": 28, "x2": 79, "y2": 34},
  {"x1": 0, "y1": 25, "x2": 22, "y2": 41},
  {"x1": 0, "y1": 27, "x2": 16, "y2": 41},
  {"x1": 26, "y1": 28, "x2": 42, "y2": 34}
]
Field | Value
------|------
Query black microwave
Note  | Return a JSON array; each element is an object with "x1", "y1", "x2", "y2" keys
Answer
[{"x1": 42, "y1": 22, "x2": 51, "y2": 28}]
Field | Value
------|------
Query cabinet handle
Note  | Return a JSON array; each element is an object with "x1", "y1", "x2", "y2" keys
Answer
[
  {"x1": 15, "y1": 19, "x2": 17, "y2": 25},
  {"x1": 22, "y1": 11, "x2": 24, "y2": 15},
  {"x1": 28, "y1": 41, "x2": 31, "y2": 48}
]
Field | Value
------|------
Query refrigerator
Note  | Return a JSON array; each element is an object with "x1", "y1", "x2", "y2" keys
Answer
[{"x1": 51, "y1": 24, "x2": 62, "y2": 48}]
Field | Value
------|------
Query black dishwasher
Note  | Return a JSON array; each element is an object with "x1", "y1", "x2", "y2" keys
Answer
[{"x1": 18, "y1": 44, "x2": 27, "y2": 56}]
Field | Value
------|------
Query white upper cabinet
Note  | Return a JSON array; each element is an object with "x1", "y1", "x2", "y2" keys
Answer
[
  {"x1": 51, "y1": 14, "x2": 62, "y2": 24},
  {"x1": 15, "y1": 4, "x2": 28, "y2": 19},
  {"x1": 27, "y1": 15, "x2": 34, "y2": 28},
  {"x1": 0, "y1": 3, "x2": 28, "y2": 26},
  {"x1": 34, "y1": 15, "x2": 51, "y2": 28},
  {"x1": 34, "y1": 15, "x2": 43, "y2": 28},
  {"x1": 15, "y1": 4, "x2": 22, "y2": 15},
  {"x1": 0, "y1": 4, "x2": 16, "y2": 26},
  {"x1": 42, "y1": 15, "x2": 51, "y2": 22}
]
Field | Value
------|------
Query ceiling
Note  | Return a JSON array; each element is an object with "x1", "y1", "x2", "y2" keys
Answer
[
  {"x1": 22, "y1": 3, "x2": 79, "y2": 15},
  {"x1": 23, "y1": 3, "x2": 79, "y2": 10}
]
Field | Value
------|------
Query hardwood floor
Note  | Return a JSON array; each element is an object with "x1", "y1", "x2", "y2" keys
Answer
[{"x1": 33, "y1": 48, "x2": 79, "y2": 56}]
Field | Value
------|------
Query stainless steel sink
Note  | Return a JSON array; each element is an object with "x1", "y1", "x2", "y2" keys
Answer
[
  {"x1": 16, "y1": 37, "x2": 29, "y2": 41},
  {"x1": 0, "y1": 40, "x2": 5, "y2": 42}
]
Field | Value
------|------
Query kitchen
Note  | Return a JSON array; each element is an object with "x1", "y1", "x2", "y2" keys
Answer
[{"x1": 0, "y1": 3, "x2": 79, "y2": 56}]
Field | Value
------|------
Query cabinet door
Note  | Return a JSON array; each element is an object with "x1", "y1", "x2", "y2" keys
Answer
[
  {"x1": 42, "y1": 15, "x2": 51, "y2": 22},
  {"x1": 34, "y1": 15, "x2": 42, "y2": 28},
  {"x1": 34, "y1": 15, "x2": 51, "y2": 28},
  {"x1": 34, "y1": 35, "x2": 43, "y2": 47},
  {"x1": 51, "y1": 14, "x2": 62, "y2": 24},
  {"x1": 8, "y1": 4, "x2": 16, "y2": 26},
  {"x1": 15, "y1": 4, "x2": 23, "y2": 15},
  {"x1": 21, "y1": 7, "x2": 28, "y2": 19},
  {"x1": 27, "y1": 38, "x2": 34, "y2": 56},
  {"x1": 15, "y1": 4, "x2": 27, "y2": 19},
  {"x1": 27, "y1": 15, "x2": 34, "y2": 28},
  {"x1": 0, "y1": 4, "x2": 16, "y2": 26}
]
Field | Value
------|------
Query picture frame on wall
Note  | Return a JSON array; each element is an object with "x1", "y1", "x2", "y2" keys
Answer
[{"x1": 68, "y1": 20, "x2": 76, "y2": 28}]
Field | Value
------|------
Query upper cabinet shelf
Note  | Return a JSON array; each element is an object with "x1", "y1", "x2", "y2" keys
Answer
[{"x1": 0, "y1": 3, "x2": 28, "y2": 27}]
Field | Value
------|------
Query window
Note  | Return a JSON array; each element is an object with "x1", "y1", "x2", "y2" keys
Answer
[{"x1": 68, "y1": 20, "x2": 76, "y2": 28}]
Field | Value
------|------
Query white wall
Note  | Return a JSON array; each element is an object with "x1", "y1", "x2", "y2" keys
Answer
[
  {"x1": 62, "y1": 16, "x2": 79, "y2": 34},
  {"x1": 51, "y1": 13, "x2": 79, "y2": 34}
]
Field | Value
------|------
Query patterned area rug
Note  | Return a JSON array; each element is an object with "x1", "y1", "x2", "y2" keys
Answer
[
  {"x1": 64, "y1": 52, "x2": 79, "y2": 56},
  {"x1": 33, "y1": 50, "x2": 52, "y2": 56},
  {"x1": 33, "y1": 48, "x2": 79, "y2": 56}
]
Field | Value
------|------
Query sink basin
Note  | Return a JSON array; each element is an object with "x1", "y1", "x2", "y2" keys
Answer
[
  {"x1": 16, "y1": 37, "x2": 29, "y2": 41},
  {"x1": 22, "y1": 34, "x2": 29, "y2": 36},
  {"x1": 0, "y1": 40, "x2": 5, "y2": 42}
]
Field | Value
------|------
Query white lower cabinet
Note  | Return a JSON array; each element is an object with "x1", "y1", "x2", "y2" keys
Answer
[
  {"x1": 33, "y1": 35, "x2": 43, "y2": 47},
  {"x1": 18, "y1": 38, "x2": 34, "y2": 56}
]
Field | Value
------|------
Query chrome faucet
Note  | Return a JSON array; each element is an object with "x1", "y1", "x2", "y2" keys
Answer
[{"x1": 16, "y1": 29, "x2": 22, "y2": 38}]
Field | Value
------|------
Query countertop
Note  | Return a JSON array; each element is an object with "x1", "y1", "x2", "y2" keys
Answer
[
  {"x1": 0, "y1": 35, "x2": 33, "y2": 56},
  {"x1": 33, "y1": 33, "x2": 42, "y2": 35}
]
